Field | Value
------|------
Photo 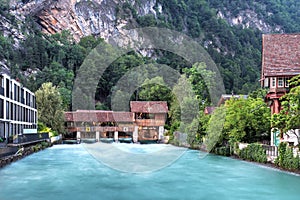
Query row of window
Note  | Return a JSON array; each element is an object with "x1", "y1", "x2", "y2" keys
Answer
[
  {"x1": 0, "y1": 75, "x2": 36, "y2": 108},
  {"x1": 0, "y1": 122, "x2": 37, "y2": 138},
  {"x1": 0, "y1": 99, "x2": 36, "y2": 123},
  {"x1": 264, "y1": 77, "x2": 290, "y2": 88}
]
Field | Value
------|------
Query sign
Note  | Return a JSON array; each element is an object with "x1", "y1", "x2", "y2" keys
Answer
[
  {"x1": 23, "y1": 129, "x2": 37, "y2": 134},
  {"x1": 142, "y1": 126, "x2": 157, "y2": 130},
  {"x1": 85, "y1": 127, "x2": 91, "y2": 132},
  {"x1": 272, "y1": 129, "x2": 280, "y2": 146}
]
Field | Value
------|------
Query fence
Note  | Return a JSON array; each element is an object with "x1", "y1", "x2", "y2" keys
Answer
[
  {"x1": 9, "y1": 133, "x2": 49, "y2": 145},
  {"x1": 262, "y1": 145, "x2": 278, "y2": 157}
]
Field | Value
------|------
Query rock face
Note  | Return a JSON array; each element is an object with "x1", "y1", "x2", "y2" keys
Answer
[
  {"x1": 5, "y1": 0, "x2": 285, "y2": 42},
  {"x1": 9, "y1": 0, "x2": 158, "y2": 42},
  {"x1": 216, "y1": 9, "x2": 282, "y2": 33}
]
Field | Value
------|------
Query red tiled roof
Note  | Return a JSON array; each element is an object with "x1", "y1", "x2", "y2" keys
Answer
[
  {"x1": 65, "y1": 110, "x2": 134, "y2": 122},
  {"x1": 65, "y1": 112, "x2": 74, "y2": 121},
  {"x1": 217, "y1": 94, "x2": 248, "y2": 106},
  {"x1": 130, "y1": 101, "x2": 168, "y2": 113},
  {"x1": 112, "y1": 112, "x2": 134, "y2": 122},
  {"x1": 262, "y1": 34, "x2": 300, "y2": 77}
]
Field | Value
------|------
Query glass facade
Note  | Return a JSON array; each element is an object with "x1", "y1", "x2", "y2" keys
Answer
[{"x1": 0, "y1": 74, "x2": 37, "y2": 144}]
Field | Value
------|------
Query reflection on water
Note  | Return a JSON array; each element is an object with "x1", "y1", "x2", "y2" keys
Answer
[
  {"x1": 83, "y1": 142, "x2": 187, "y2": 173},
  {"x1": 0, "y1": 144, "x2": 300, "y2": 200}
]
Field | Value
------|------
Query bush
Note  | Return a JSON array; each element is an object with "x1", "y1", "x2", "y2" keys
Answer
[
  {"x1": 215, "y1": 146, "x2": 231, "y2": 156},
  {"x1": 275, "y1": 142, "x2": 300, "y2": 170},
  {"x1": 41, "y1": 141, "x2": 49, "y2": 149},
  {"x1": 239, "y1": 143, "x2": 267, "y2": 163}
]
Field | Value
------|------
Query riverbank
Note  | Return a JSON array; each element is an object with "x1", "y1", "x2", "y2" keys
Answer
[
  {"x1": 228, "y1": 154, "x2": 300, "y2": 176},
  {"x1": 179, "y1": 141, "x2": 300, "y2": 176},
  {"x1": 0, "y1": 141, "x2": 52, "y2": 168}
]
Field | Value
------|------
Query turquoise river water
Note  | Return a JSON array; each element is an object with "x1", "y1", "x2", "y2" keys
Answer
[{"x1": 0, "y1": 144, "x2": 300, "y2": 200}]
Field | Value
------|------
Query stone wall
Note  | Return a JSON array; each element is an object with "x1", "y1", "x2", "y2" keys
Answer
[{"x1": 0, "y1": 141, "x2": 52, "y2": 168}]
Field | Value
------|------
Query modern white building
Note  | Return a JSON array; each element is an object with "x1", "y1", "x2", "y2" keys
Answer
[{"x1": 0, "y1": 73, "x2": 37, "y2": 145}]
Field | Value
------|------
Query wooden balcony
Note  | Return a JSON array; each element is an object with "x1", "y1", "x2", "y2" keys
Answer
[
  {"x1": 66, "y1": 126, "x2": 134, "y2": 133},
  {"x1": 135, "y1": 119, "x2": 165, "y2": 126},
  {"x1": 269, "y1": 87, "x2": 289, "y2": 93}
]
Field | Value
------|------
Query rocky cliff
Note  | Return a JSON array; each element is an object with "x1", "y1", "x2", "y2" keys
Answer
[
  {"x1": 8, "y1": 0, "x2": 158, "y2": 42},
  {"x1": 216, "y1": 9, "x2": 282, "y2": 33},
  {"x1": 6, "y1": 0, "x2": 285, "y2": 42}
]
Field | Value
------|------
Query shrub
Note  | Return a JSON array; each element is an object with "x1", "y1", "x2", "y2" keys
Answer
[
  {"x1": 239, "y1": 143, "x2": 267, "y2": 163},
  {"x1": 275, "y1": 142, "x2": 300, "y2": 170},
  {"x1": 215, "y1": 146, "x2": 231, "y2": 156},
  {"x1": 41, "y1": 141, "x2": 49, "y2": 149}
]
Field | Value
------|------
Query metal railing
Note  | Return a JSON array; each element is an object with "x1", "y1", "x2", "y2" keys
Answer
[
  {"x1": 262, "y1": 145, "x2": 278, "y2": 157},
  {"x1": 9, "y1": 133, "x2": 49, "y2": 145}
]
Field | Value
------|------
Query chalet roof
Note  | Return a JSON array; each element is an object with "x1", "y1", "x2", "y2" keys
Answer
[
  {"x1": 130, "y1": 101, "x2": 168, "y2": 113},
  {"x1": 262, "y1": 34, "x2": 300, "y2": 77},
  {"x1": 65, "y1": 110, "x2": 134, "y2": 122}
]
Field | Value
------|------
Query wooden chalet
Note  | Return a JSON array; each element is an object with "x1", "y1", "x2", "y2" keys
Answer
[
  {"x1": 130, "y1": 101, "x2": 168, "y2": 143},
  {"x1": 261, "y1": 34, "x2": 300, "y2": 114},
  {"x1": 261, "y1": 33, "x2": 300, "y2": 146}
]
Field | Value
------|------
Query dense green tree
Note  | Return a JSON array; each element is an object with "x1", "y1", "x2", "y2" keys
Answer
[
  {"x1": 183, "y1": 62, "x2": 216, "y2": 104},
  {"x1": 0, "y1": 34, "x2": 12, "y2": 61},
  {"x1": 204, "y1": 106, "x2": 226, "y2": 152},
  {"x1": 35, "y1": 82, "x2": 65, "y2": 134},
  {"x1": 223, "y1": 97, "x2": 271, "y2": 144},
  {"x1": 138, "y1": 76, "x2": 173, "y2": 102},
  {"x1": 169, "y1": 73, "x2": 201, "y2": 146},
  {"x1": 78, "y1": 35, "x2": 104, "y2": 54},
  {"x1": 97, "y1": 53, "x2": 146, "y2": 104}
]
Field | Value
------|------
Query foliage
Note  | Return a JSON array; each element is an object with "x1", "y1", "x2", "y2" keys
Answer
[
  {"x1": 95, "y1": 102, "x2": 109, "y2": 110},
  {"x1": 275, "y1": 142, "x2": 300, "y2": 170},
  {"x1": 223, "y1": 97, "x2": 271, "y2": 143},
  {"x1": 138, "y1": 76, "x2": 173, "y2": 102},
  {"x1": 168, "y1": 73, "x2": 200, "y2": 146},
  {"x1": 214, "y1": 146, "x2": 231, "y2": 156},
  {"x1": 248, "y1": 88, "x2": 268, "y2": 99},
  {"x1": 35, "y1": 82, "x2": 65, "y2": 134},
  {"x1": 155, "y1": 0, "x2": 264, "y2": 93},
  {"x1": 78, "y1": 35, "x2": 104, "y2": 54},
  {"x1": 0, "y1": 33, "x2": 13, "y2": 61},
  {"x1": 204, "y1": 106, "x2": 226, "y2": 152},
  {"x1": 209, "y1": 0, "x2": 300, "y2": 33},
  {"x1": 271, "y1": 75, "x2": 300, "y2": 140},
  {"x1": 183, "y1": 62, "x2": 216, "y2": 103},
  {"x1": 37, "y1": 122, "x2": 51, "y2": 133},
  {"x1": 239, "y1": 143, "x2": 267, "y2": 163},
  {"x1": 31, "y1": 141, "x2": 50, "y2": 152}
]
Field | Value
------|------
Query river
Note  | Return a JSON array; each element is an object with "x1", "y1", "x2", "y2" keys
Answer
[{"x1": 0, "y1": 144, "x2": 299, "y2": 200}]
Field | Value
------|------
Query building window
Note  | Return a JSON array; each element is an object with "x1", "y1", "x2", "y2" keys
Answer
[
  {"x1": 285, "y1": 78, "x2": 289, "y2": 87},
  {"x1": 0, "y1": 99, "x2": 3, "y2": 119},
  {"x1": 264, "y1": 78, "x2": 269, "y2": 88},
  {"x1": 6, "y1": 102, "x2": 9, "y2": 119},
  {"x1": 6, "y1": 79, "x2": 9, "y2": 97},
  {"x1": 278, "y1": 77, "x2": 284, "y2": 87},
  {"x1": 271, "y1": 77, "x2": 276, "y2": 88}
]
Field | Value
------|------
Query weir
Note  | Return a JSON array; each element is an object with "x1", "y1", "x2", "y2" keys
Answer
[{"x1": 65, "y1": 101, "x2": 168, "y2": 144}]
